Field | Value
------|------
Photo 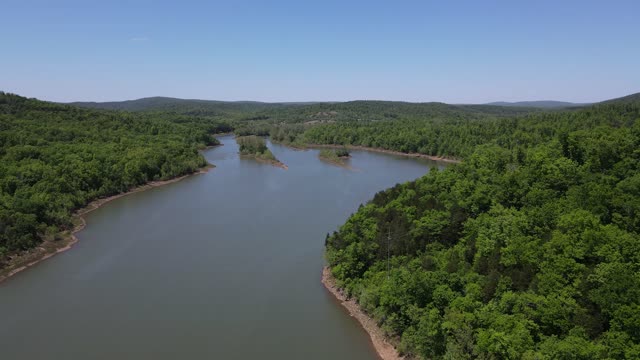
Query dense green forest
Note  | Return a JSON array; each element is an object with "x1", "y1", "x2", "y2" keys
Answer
[
  {"x1": 77, "y1": 98, "x2": 550, "y2": 157},
  {"x1": 486, "y1": 100, "x2": 587, "y2": 109},
  {"x1": 246, "y1": 100, "x2": 542, "y2": 124},
  {"x1": 228, "y1": 102, "x2": 549, "y2": 157},
  {"x1": 325, "y1": 100, "x2": 640, "y2": 358},
  {"x1": 5, "y1": 90, "x2": 640, "y2": 358},
  {"x1": 0, "y1": 93, "x2": 222, "y2": 263},
  {"x1": 300, "y1": 103, "x2": 640, "y2": 158},
  {"x1": 230, "y1": 100, "x2": 639, "y2": 160},
  {"x1": 73, "y1": 98, "x2": 542, "y2": 119},
  {"x1": 69, "y1": 96, "x2": 291, "y2": 115}
]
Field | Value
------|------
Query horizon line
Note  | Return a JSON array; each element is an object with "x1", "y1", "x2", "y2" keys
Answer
[{"x1": 3, "y1": 89, "x2": 638, "y2": 106}]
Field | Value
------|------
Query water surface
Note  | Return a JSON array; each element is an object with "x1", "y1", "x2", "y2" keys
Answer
[{"x1": 0, "y1": 136, "x2": 445, "y2": 359}]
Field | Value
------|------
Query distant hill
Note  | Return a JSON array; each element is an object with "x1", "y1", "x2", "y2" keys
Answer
[
  {"x1": 599, "y1": 92, "x2": 640, "y2": 105},
  {"x1": 67, "y1": 92, "x2": 640, "y2": 120},
  {"x1": 69, "y1": 96, "x2": 543, "y2": 122},
  {"x1": 68, "y1": 96, "x2": 292, "y2": 115},
  {"x1": 485, "y1": 100, "x2": 589, "y2": 108},
  {"x1": 246, "y1": 100, "x2": 544, "y2": 124}
]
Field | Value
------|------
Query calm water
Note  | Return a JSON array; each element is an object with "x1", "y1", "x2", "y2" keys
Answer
[{"x1": 0, "y1": 136, "x2": 444, "y2": 359}]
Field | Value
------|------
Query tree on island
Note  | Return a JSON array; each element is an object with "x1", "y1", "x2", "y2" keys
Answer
[{"x1": 236, "y1": 135, "x2": 277, "y2": 161}]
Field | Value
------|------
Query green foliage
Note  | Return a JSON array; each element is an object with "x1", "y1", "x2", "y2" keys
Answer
[
  {"x1": 0, "y1": 92, "x2": 218, "y2": 259},
  {"x1": 249, "y1": 100, "x2": 541, "y2": 124},
  {"x1": 6, "y1": 90, "x2": 640, "y2": 357},
  {"x1": 235, "y1": 135, "x2": 277, "y2": 161},
  {"x1": 224, "y1": 99, "x2": 550, "y2": 157},
  {"x1": 295, "y1": 102, "x2": 639, "y2": 158},
  {"x1": 70, "y1": 96, "x2": 285, "y2": 115},
  {"x1": 237, "y1": 135, "x2": 268, "y2": 154},
  {"x1": 325, "y1": 101, "x2": 640, "y2": 358},
  {"x1": 335, "y1": 148, "x2": 350, "y2": 157},
  {"x1": 216, "y1": 97, "x2": 637, "y2": 161},
  {"x1": 318, "y1": 148, "x2": 350, "y2": 163}
]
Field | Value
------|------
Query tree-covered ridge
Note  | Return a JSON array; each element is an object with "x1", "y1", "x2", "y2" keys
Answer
[
  {"x1": 236, "y1": 101, "x2": 638, "y2": 161},
  {"x1": 246, "y1": 100, "x2": 542, "y2": 124},
  {"x1": 70, "y1": 96, "x2": 291, "y2": 116},
  {"x1": 300, "y1": 102, "x2": 640, "y2": 159},
  {"x1": 71, "y1": 97, "x2": 544, "y2": 121},
  {"x1": 601, "y1": 92, "x2": 640, "y2": 105},
  {"x1": 0, "y1": 92, "x2": 219, "y2": 261},
  {"x1": 231, "y1": 101, "x2": 546, "y2": 143},
  {"x1": 485, "y1": 100, "x2": 588, "y2": 109},
  {"x1": 325, "y1": 102, "x2": 640, "y2": 359},
  {"x1": 71, "y1": 95, "x2": 639, "y2": 162}
]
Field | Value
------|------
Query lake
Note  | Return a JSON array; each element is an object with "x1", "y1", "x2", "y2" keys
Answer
[{"x1": 0, "y1": 136, "x2": 445, "y2": 359}]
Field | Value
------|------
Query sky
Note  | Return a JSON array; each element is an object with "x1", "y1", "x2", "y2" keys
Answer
[{"x1": 2, "y1": 0, "x2": 639, "y2": 103}]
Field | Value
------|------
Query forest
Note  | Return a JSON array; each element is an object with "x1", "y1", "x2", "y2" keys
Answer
[
  {"x1": 230, "y1": 98, "x2": 639, "y2": 160},
  {"x1": 325, "y1": 99, "x2": 640, "y2": 358},
  {"x1": 4, "y1": 90, "x2": 640, "y2": 358},
  {"x1": 0, "y1": 92, "x2": 223, "y2": 264}
]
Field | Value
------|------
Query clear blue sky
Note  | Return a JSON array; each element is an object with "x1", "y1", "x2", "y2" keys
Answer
[{"x1": 2, "y1": 0, "x2": 639, "y2": 103}]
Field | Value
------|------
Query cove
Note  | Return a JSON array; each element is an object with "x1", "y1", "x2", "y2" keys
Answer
[{"x1": 0, "y1": 135, "x2": 446, "y2": 359}]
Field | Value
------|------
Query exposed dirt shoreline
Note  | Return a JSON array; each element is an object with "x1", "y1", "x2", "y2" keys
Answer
[
  {"x1": 0, "y1": 164, "x2": 214, "y2": 284},
  {"x1": 263, "y1": 158, "x2": 288, "y2": 170},
  {"x1": 240, "y1": 154, "x2": 288, "y2": 170},
  {"x1": 307, "y1": 144, "x2": 461, "y2": 164},
  {"x1": 322, "y1": 267, "x2": 405, "y2": 360},
  {"x1": 318, "y1": 154, "x2": 353, "y2": 170}
]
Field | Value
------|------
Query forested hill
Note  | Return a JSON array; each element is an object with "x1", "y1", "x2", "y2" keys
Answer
[
  {"x1": 229, "y1": 101, "x2": 550, "y2": 156},
  {"x1": 236, "y1": 98, "x2": 633, "y2": 162},
  {"x1": 601, "y1": 92, "x2": 640, "y2": 105},
  {"x1": 69, "y1": 97, "x2": 292, "y2": 116},
  {"x1": 296, "y1": 101, "x2": 640, "y2": 158},
  {"x1": 0, "y1": 92, "x2": 221, "y2": 264},
  {"x1": 485, "y1": 100, "x2": 588, "y2": 108},
  {"x1": 68, "y1": 93, "x2": 639, "y2": 122},
  {"x1": 325, "y1": 100, "x2": 640, "y2": 358},
  {"x1": 245, "y1": 100, "x2": 542, "y2": 124},
  {"x1": 71, "y1": 97, "x2": 544, "y2": 120}
]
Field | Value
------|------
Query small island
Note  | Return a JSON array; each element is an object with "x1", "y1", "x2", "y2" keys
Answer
[
  {"x1": 236, "y1": 135, "x2": 287, "y2": 169},
  {"x1": 318, "y1": 148, "x2": 351, "y2": 167}
]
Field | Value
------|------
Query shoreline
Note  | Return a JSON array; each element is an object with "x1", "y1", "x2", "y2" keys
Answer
[
  {"x1": 0, "y1": 164, "x2": 214, "y2": 284},
  {"x1": 263, "y1": 158, "x2": 288, "y2": 170},
  {"x1": 240, "y1": 154, "x2": 288, "y2": 170},
  {"x1": 321, "y1": 267, "x2": 405, "y2": 360},
  {"x1": 307, "y1": 144, "x2": 461, "y2": 164},
  {"x1": 248, "y1": 136, "x2": 459, "y2": 164},
  {"x1": 318, "y1": 154, "x2": 353, "y2": 170},
  {"x1": 213, "y1": 132, "x2": 234, "y2": 138}
]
